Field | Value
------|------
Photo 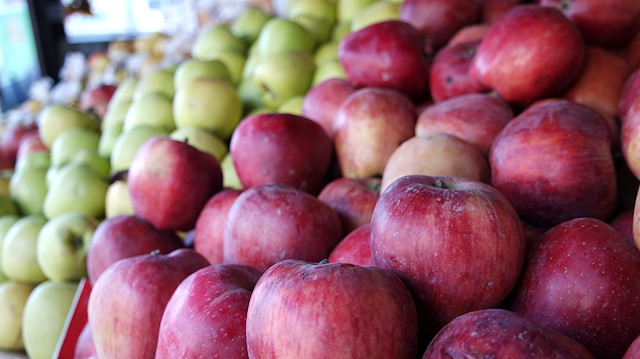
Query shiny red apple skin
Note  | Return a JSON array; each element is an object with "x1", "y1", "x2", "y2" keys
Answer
[
  {"x1": 246, "y1": 259, "x2": 419, "y2": 359},
  {"x1": 422, "y1": 309, "x2": 596, "y2": 358},
  {"x1": 399, "y1": 0, "x2": 480, "y2": 55},
  {"x1": 317, "y1": 176, "x2": 380, "y2": 235},
  {"x1": 0, "y1": 123, "x2": 38, "y2": 168},
  {"x1": 193, "y1": 188, "x2": 243, "y2": 265},
  {"x1": 623, "y1": 335, "x2": 640, "y2": 359},
  {"x1": 87, "y1": 214, "x2": 185, "y2": 284},
  {"x1": 429, "y1": 39, "x2": 483, "y2": 103},
  {"x1": 620, "y1": 99, "x2": 640, "y2": 180},
  {"x1": 371, "y1": 175, "x2": 525, "y2": 333},
  {"x1": 490, "y1": 99, "x2": 617, "y2": 229},
  {"x1": 619, "y1": 68, "x2": 640, "y2": 121},
  {"x1": 415, "y1": 93, "x2": 513, "y2": 156},
  {"x1": 510, "y1": 217, "x2": 640, "y2": 359},
  {"x1": 79, "y1": 84, "x2": 117, "y2": 119},
  {"x1": 338, "y1": 20, "x2": 430, "y2": 100},
  {"x1": 74, "y1": 323, "x2": 98, "y2": 359},
  {"x1": 328, "y1": 224, "x2": 374, "y2": 266},
  {"x1": 609, "y1": 209, "x2": 635, "y2": 246},
  {"x1": 15, "y1": 131, "x2": 48, "y2": 160},
  {"x1": 88, "y1": 249, "x2": 210, "y2": 359},
  {"x1": 301, "y1": 78, "x2": 357, "y2": 139},
  {"x1": 230, "y1": 113, "x2": 333, "y2": 195},
  {"x1": 469, "y1": 4, "x2": 586, "y2": 106},
  {"x1": 155, "y1": 263, "x2": 263, "y2": 359},
  {"x1": 477, "y1": 0, "x2": 525, "y2": 24},
  {"x1": 128, "y1": 136, "x2": 223, "y2": 232},
  {"x1": 223, "y1": 183, "x2": 342, "y2": 272}
]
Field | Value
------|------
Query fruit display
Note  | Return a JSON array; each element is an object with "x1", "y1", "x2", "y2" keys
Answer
[{"x1": 0, "y1": 0, "x2": 639, "y2": 358}]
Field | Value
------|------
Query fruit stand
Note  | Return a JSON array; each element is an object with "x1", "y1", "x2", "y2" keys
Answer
[{"x1": 1, "y1": 0, "x2": 640, "y2": 358}]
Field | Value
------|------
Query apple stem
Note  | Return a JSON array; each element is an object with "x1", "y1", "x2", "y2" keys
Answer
[
  {"x1": 434, "y1": 179, "x2": 446, "y2": 189},
  {"x1": 319, "y1": 259, "x2": 329, "y2": 265}
]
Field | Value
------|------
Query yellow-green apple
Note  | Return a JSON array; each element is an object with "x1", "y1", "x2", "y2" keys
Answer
[
  {"x1": 254, "y1": 18, "x2": 316, "y2": 59},
  {"x1": 0, "y1": 195, "x2": 17, "y2": 218},
  {"x1": 223, "y1": 183, "x2": 342, "y2": 272},
  {"x1": 109, "y1": 125, "x2": 170, "y2": 174},
  {"x1": 173, "y1": 58, "x2": 231, "y2": 91},
  {"x1": 327, "y1": 224, "x2": 374, "y2": 266},
  {"x1": 490, "y1": 99, "x2": 617, "y2": 228},
  {"x1": 229, "y1": 113, "x2": 333, "y2": 194},
  {"x1": 400, "y1": 0, "x2": 479, "y2": 55},
  {"x1": 478, "y1": 0, "x2": 524, "y2": 24},
  {"x1": 98, "y1": 123, "x2": 123, "y2": 159},
  {"x1": 415, "y1": 93, "x2": 513, "y2": 156},
  {"x1": 36, "y1": 212, "x2": 99, "y2": 282},
  {"x1": 331, "y1": 20, "x2": 351, "y2": 42},
  {"x1": 301, "y1": 77, "x2": 356, "y2": 139},
  {"x1": 9, "y1": 167, "x2": 47, "y2": 215},
  {"x1": 127, "y1": 136, "x2": 223, "y2": 232},
  {"x1": 253, "y1": 51, "x2": 316, "y2": 108},
  {"x1": 237, "y1": 76, "x2": 268, "y2": 115},
  {"x1": 291, "y1": 13, "x2": 335, "y2": 46},
  {"x1": 124, "y1": 92, "x2": 176, "y2": 132},
  {"x1": 246, "y1": 259, "x2": 418, "y2": 358},
  {"x1": 14, "y1": 151, "x2": 50, "y2": 172},
  {"x1": 208, "y1": 49, "x2": 247, "y2": 85},
  {"x1": 50, "y1": 126, "x2": 101, "y2": 168},
  {"x1": 88, "y1": 249, "x2": 209, "y2": 359},
  {"x1": 312, "y1": 58, "x2": 347, "y2": 85},
  {"x1": 173, "y1": 77, "x2": 242, "y2": 140},
  {"x1": 539, "y1": 0, "x2": 640, "y2": 49},
  {"x1": 191, "y1": 24, "x2": 247, "y2": 61},
  {"x1": 230, "y1": 6, "x2": 272, "y2": 45},
  {"x1": 107, "y1": 77, "x2": 138, "y2": 109},
  {"x1": 22, "y1": 280, "x2": 78, "y2": 359},
  {"x1": 0, "y1": 215, "x2": 19, "y2": 282},
  {"x1": 101, "y1": 98, "x2": 132, "y2": 131},
  {"x1": 338, "y1": 20, "x2": 430, "y2": 100},
  {"x1": 288, "y1": 0, "x2": 337, "y2": 27},
  {"x1": 423, "y1": 309, "x2": 597, "y2": 358},
  {"x1": 79, "y1": 84, "x2": 118, "y2": 119},
  {"x1": 428, "y1": 39, "x2": 483, "y2": 103},
  {"x1": 317, "y1": 177, "x2": 381, "y2": 234},
  {"x1": 220, "y1": 153, "x2": 243, "y2": 189},
  {"x1": 0, "y1": 281, "x2": 34, "y2": 350},
  {"x1": 43, "y1": 163, "x2": 108, "y2": 219},
  {"x1": 87, "y1": 214, "x2": 185, "y2": 283},
  {"x1": 37, "y1": 104, "x2": 100, "y2": 149},
  {"x1": 132, "y1": 68, "x2": 176, "y2": 100},
  {"x1": 69, "y1": 149, "x2": 111, "y2": 180},
  {"x1": 381, "y1": 133, "x2": 491, "y2": 192},
  {"x1": 193, "y1": 188, "x2": 243, "y2": 265},
  {"x1": 2, "y1": 215, "x2": 48, "y2": 284},
  {"x1": 169, "y1": 126, "x2": 228, "y2": 161},
  {"x1": 350, "y1": 1, "x2": 402, "y2": 32},
  {"x1": 105, "y1": 178, "x2": 134, "y2": 218},
  {"x1": 314, "y1": 41, "x2": 340, "y2": 66},
  {"x1": 609, "y1": 209, "x2": 634, "y2": 245},
  {"x1": 155, "y1": 263, "x2": 262, "y2": 359},
  {"x1": 333, "y1": 87, "x2": 416, "y2": 178},
  {"x1": 620, "y1": 69, "x2": 640, "y2": 121},
  {"x1": 469, "y1": 5, "x2": 585, "y2": 107},
  {"x1": 371, "y1": 175, "x2": 525, "y2": 333},
  {"x1": 277, "y1": 95, "x2": 305, "y2": 115},
  {"x1": 336, "y1": 0, "x2": 377, "y2": 23},
  {"x1": 510, "y1": 217, "x2": 640, "y2": 359}
]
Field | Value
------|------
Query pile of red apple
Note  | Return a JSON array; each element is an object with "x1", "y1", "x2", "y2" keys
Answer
[{"x1": 10, "y1": 0, "x2": 640, "y2": 358}]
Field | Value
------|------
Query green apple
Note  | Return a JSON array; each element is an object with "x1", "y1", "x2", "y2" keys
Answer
[
  {"x1": 192, "y1": 24, "x2": 247, "y2": 61},
  {"x1": 312, "y1": 58, "x2": 347, "y2": 85},
  {"x1": 314, "y1": 41, "x2": 340, "y2": 66},
  {"x1": 42, "y1": 163, "x2": 108, "y2": 220},
  {"x1": 210, "y1": 50, "x2": 247, "y2": 85},
  {"x1": 15, "y1": 151, "x2": 51, "y2": 172},
  {"x1": 22, "y1": 280, "x2": 78, "y2": 359},
  {"x1": 255, "y1": 18, "x2": 316, "y2": 59},
  {"x1": 173, "y1": 58, "x2": 231, "y2": 91},
  {"x1": 37, "y1": 212, "x2": 99, "y2": 282},
  {"x1": 133, "y1": 68, "x2": 176, "y2": 101},
  {"x1": 221, "y1": 153, "x2": 243, "y2": 190},
  {"x1": 101, "y1": 98, "x2": 132, "y2": 131},
  {"x1": 9, "y1": 167, "x2": 48, "y2": 215},
  {"x1": 241, "y1": 43, "x2": 261, "y2": 80},
  {"x1": 278, "y1": 95, "x2": 305, "y2": 115},
  {"x1": 110, "y1": 125, "x2": 169, "y2": 173},
  {"x1": 237, "y1": 76, "x2": 269, "y2": 114},
  {"x1": 69, "y1": 150, "x2": 111, "y2": 180},
  {"x1": 0, "y1": 171, "x2": 11, "y2": 197},
  {"x1": 170, "y1": 126, "x2": 228, "y2": 161},
  {"x1": 0, "y1": 215, "x2": 20, "y2": 283},
  {"x1": 332, "y1": 20, "x2": 352, "y2": 42},
  {"x1": 123, "y1": 92, "x2": 176, "y2": 132},
  {"x1": 50, "y1": 127, "x2": 100, "y2": 168},
  {"x1": 253, "y1": 51, "x2": 316, "y2": 108},
  {"x1": 336, "y1": 0, "x2": 377, "y2": 22},
  {"x1": 173, "y1": 77, "x2": 242, "y2": 140},
  {"x1": 0, "y1": 195, "x2": 17, "y2": 218},
  {"x1": 1, "y1": 215, "x2": 48, "y2": 284},
  {"x1": 292, "y1": 14, "x2": 335, "y2": 44},
  {"x1": 351, "y1": 0, "x2": 401, "y2": 31},
  {"x1": 288, "y1": 0, "x2": 337, "y2": 24},
  {"x1": 107, "y1": 77, "x2": 138, "y2": 108},
  {"x1": 37, "y1": 104, "x2": 100, "y2": 149},
  {"x1": 98, "y1": 122, "x2": 124, "y2": 159},
  {"x1": 0, "y1": 281, "x2": 35, "y2": 350},
  {"x1": 105, "y1": 179, "x2": 134, "y2": 219},
  {"x1": 231, "y1": 6, "x2": 272, "y2": 45}
]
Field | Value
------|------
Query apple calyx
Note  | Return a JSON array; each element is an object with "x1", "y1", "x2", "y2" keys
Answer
[{"x1": 71, "y1": 235, "x2": 85, "y2": 250}]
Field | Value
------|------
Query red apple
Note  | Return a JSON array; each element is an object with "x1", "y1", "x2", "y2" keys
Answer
[
  {"x1": 193, "y1": 188, "x2": 243, "y2": 265},
  {"x1": 619, "y1": 68, "x2": 640, "y2": 121},
  {"x1": 371, "y1": 175, "x2": 525, "y2": 333},
  {"x1": 338, "y1": 20, "x2": 430, "y2": 100},
  {"x1": 619, "y1": 99, "x2": 640, "y2": 180},
  {"x1": 333, "y1": 87, "x2": 416, "y2": 178},
  {"x1": 246, "y1": 259, "x2": 419, "y2": 358},
  {"x1": 477, "y1": 0, "x2": 525, "y2": 24},
  {"x1": 634, "y1": 187, "x2": 640, "y2": 249},
  {"x1": 447, "y1": 24, "x2": 489, "y2": 46},
  {"x1": 88, "y1": 248, "x2": 210, "y2": 359},
  {"x1": 623, "y1": 29, "x2": 640, "y2": 70},
  {"x1": 155, "y1": 263, "x2": 263, "y2": 359},
  {"x1": 422, "y1": 308, "x2": 596, "y2": 358},
  {"x1": 624, "y1": 334, "x2": 640, "y2": 359},
  {"x1": 380, "y1": 133, "x2": 491, "y2": 192},
  {"x1": 539, "y1": 0, "x2": 640, "y2": 49},
  {"x1": 301, "y1": 78, "x2": 357, "y2": 139},
  {"x1": 415, "y1": 92, "x2": 513, "y2": 155},
  {"x1": 86, "y1": 214, "x2": 185, "y2": 284},
  {"x1": 0, "y1": 122, "x2": 38, "y2": 167},
  {"x1": 469, "y1": 4, "x2": 586, "y2": 106},
  {"x1": 609, "y1": 209, "x2": 635, "y2": 246},
  {"x1": 328, "y1": 224, "x2": 374, "y2": 266},
  {"x1": 128, "y1": 136, "x2": 223, "y2": 232},
  {"x1": 230, "y1": 113, "x2": 333, "y2": 195},
  {"x1": 510, "y1": 217, "x2": 640, "y2": 359},
  {"x1": 429, "y1": 39, "x2": 484, "y2": 102},
  {"x1": 15, "y1": 131, "x2": 48, "y2": 161},
  {"x1": 399, "y1": 0, "x2": 480, "y2": 55},
  {"x1": 79, "y1": 84, "x2": 118, "y2": 119},
  {"x1": 317, "y1": 176, "x2": 381, "y2": 235},
  {"x1": 490, "y1": 99, "x2": 617, "y2": 228},
  {"x1": 74, "y1": 323, "x2": 97, "y2": 359},
  {"x1": 223, "y1": 183, "x2": 342, "y2": 272}
]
